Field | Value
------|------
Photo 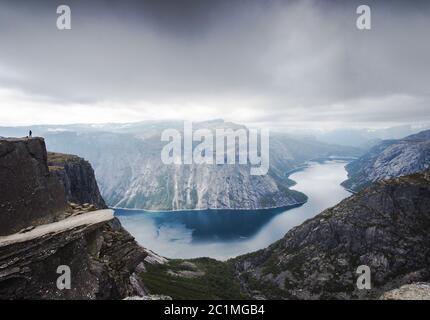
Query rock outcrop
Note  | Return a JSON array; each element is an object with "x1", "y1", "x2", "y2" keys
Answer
[
  {"x1": 0, "y1": 137, "x2": 147, "y2": 299},
  {"x1": 47, "y1": 152, "x2": 107, "y2": 209},
  {"x1": 0, "y1": 210, "x2": 147, "y2": 299},
  {"x1": 232, "y1": 170, "x2": 430, "y2": 299},
  {"x1": 380, "y1": 282, "x2": 430, "y2": 300},
  {"x1": 0, "y1": 138, "x2": 68, "y2": 236},
  {"x1": 342, "y1": 130, "x2": 430, "y2": 192}
]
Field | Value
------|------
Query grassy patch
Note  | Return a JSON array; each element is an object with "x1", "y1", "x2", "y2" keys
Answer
[
  {"x1": 140, "y1": 258, "x2": 247, "y2": 300},
  {"x1": 48, "y1": 165, "x2": 63, "y2": 172},
  {"x1": 47, "y1": 152, "x2": 80, "y2": 164}
]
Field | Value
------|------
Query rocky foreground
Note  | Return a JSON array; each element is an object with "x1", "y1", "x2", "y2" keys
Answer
[
  {"x1": 380, "y1": 283, "x2": 430, "y2": 300},
  {"x1": 232, "y1": 170, "x2": 430, "y2": 299},
  {"x1": 0, "y1": 138, "x2": 149, "y2": 299}
]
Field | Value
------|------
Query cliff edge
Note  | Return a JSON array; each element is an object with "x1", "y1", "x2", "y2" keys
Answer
[
  {"x1": 47, "y1": 152, "x2": 107, "y2": 209},
  {"x1": 0, "y1": 137, "x2": 147, "y2": 299},
  {"x1": 0, "y1": 138, "x2": 68, "y2": 236}
]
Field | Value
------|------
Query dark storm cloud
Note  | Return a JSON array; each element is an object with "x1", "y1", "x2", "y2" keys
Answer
[{"x1": 0, "y1": 0, "x2": 429, "y2": 126}]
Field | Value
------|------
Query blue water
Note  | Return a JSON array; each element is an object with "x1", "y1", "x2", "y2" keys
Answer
[{"x1": 115, "y1": 160, "x2": 351, "y2": 260}]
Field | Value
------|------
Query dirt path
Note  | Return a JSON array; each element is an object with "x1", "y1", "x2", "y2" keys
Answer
[{"x1": 0, "y1": 209, "x2": 114, "y2": 247}]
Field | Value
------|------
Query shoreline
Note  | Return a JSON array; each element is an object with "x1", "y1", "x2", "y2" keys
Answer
[
  {"x1": 113, "y1": 159, "x2": 351, "y2": 214},
  {"x1": 116, "y1": 160, "x2": 353, "y2": 260},
  {"x1": 112, "y1": 201, "x2": 306, "y2": 214}
]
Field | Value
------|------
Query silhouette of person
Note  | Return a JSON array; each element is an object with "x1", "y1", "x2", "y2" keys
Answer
[{"x1": 29, "y1": 130, "x2": 32, "y2": 138}]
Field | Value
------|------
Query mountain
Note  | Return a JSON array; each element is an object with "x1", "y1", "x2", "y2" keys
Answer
[
  {"x1": 0, "y1": 120, "x2": 360, "y2": 210},
  {"x1": 47, "y1": 152, "x2": 107, "y2": 209},
  {"x1": 342, "y1": 130, "x2": 430, "y2": 191},
  {"x1": 7, "y1": 120, "x2": 360, "y2": 210},
  {"x1": 313, "y1": 125, "x2": 430, "y2": 148},
  {"x1": 139, "y1": 170, "x2": 430, "y2": 299},
  {"x1": 0, "y1": 137, "x2": 147, "y2": 299},
  {"x1": 1, "y1": 137, "x2": 429, "y2": 300},
  {"x1": 232, "y1": 170, "x2": 430, "y2": 299},
  {"x1": 0, "y1": 138, "x2": 68, "y2": 235}
]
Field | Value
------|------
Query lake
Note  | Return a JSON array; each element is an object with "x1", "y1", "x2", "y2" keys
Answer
[{"x1": 115, "y1": 160, "x2": 351, "y2": 260}]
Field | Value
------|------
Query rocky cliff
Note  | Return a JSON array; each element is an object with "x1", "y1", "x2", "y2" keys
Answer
[
  {"x1": 0, "y1": 210, "x2": 147, "y2": 299},
  {"x1": 342, "y1": 130, "x2": 430, "y2": 192},
  {"x1": 42, "y1": 120, "x2": 359, "y2": 210},
  {"x1": 380, "y1": 282, "x2": 430, "y2": 300},
  {"x1": 0, "y1": 137, "x2": 147, "y2": 299},
  {"x1": 232, "y1": 170, "x2": 430, "y2": 299},
  {"x1": 47, "y1": 152, "x2": 107, "y2": 209},
  {"x1": 0, "y1": 138, "x2": 68, "y2": 236}
]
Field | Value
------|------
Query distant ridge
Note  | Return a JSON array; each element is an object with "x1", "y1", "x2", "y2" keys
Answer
[{"x1": 342, "y1": 129, "x2": 430, "y2": 191}]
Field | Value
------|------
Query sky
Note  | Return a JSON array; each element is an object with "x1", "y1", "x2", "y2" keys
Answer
[{"x1": 0, "y1": 0, "x2": 429, "y2": 129}]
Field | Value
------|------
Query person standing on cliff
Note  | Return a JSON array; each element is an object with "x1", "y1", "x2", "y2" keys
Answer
[{"x1": 29, "y1": 130, "x2": 32, "y2": 138}]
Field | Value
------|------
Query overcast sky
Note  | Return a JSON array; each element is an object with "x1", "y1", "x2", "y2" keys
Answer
[{"x1": 0, "y1": 0, "x2": 429, "y2": 129}]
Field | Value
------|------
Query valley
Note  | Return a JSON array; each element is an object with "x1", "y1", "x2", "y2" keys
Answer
[
  {"x1": 140, "y1": 169, "x2": 430, "y2": 300},
  {"x1": 0, "y1": 128, "x2": 429, "y2": 300},
  {"x1": 116, "y1": 160, "x2": 351, "y2": 259},
  {"x1": 1, "y1": 0, "x2": 429, "y2": 303}
]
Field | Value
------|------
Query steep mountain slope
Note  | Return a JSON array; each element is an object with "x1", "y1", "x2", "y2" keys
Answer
[
  {"x1": 47, "y1": 152, "x2": 107, "y2": 209},
  {"x1": 140, "y1": 170, "x2": 430, "y2": 300},
  {"x1": 232, "y1": 170, "x2": 430, "y2": 299},
  {"x1": 342, "y1": 130, "x2": 430, "y2": 191},
  {"x1": 0, "y1": 138, "x2": 67, "y2": 235},
  {"x1": 40, "y1": 120, "x2": 359, "y2": 210},
  {"x1": 0, "y1": 138, "x2": 147, "y2": 299}
]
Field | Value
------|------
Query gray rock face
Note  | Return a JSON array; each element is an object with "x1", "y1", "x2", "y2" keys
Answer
[
  {"x1": 0, "y1": 138, "x2": 147, "y2": 299},
  {"x1": 342, "y1": 130, "x2": 430, "y2": 192},
  {"x1": 0, "y1": 215, "x2": 147, "y2": 299},
  {"x1": 47, "y1": 152, "x2": 107, "y2": 209},
  {"x1": 42, "y1": 120, "x2": 359, "y2": 210},
  {"x1": 109, "y1": 162, "x2": 307, "y2": 210},
  {"x1": 380, "y1": 282, "x2": 430, "y2": 300},
  {"x1": 0, "y1": 138, "x2": 68, "y2": 236},
  {"x1": 233, "y1": 170, "x2": 430, "y2": 299}
]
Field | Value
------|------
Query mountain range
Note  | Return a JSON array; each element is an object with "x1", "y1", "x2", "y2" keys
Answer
[
  {"x1": 0, "y1": 120, "x2": 360, "y2": 210},
  {"x1": 135, "y1": 129, "x2": 430, "y2": 300},
  {"x1": 342, "y1": 130, "x2": 430, "y2": 192},
  {"x1": 0, "y1": 128, "x2": 429, "y2": 299}
]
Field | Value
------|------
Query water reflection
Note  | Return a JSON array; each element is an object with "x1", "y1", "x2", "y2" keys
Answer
[
  {"x1": 115, "y1": 205, "x2": 297, "y2": 243},
  {"x1": 115, "y1": 160, "x2": 351, "y2": 260}
]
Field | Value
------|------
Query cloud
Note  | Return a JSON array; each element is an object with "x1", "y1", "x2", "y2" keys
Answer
[{"x1": 0, "y1": 0, "x2": 429, "y2": 128}]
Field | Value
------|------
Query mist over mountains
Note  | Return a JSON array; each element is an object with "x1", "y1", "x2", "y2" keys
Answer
[
  {"x1": 0, "y1": 0, "x2": 430, "y2": 302},
  {"x1": 1, "y1": 120, "x2": 362, "y2": 210}
]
